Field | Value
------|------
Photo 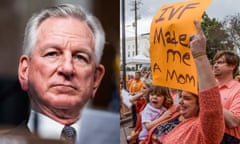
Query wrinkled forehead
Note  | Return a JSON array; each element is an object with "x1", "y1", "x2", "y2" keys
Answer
[
  {"x1": 37, "y1": 16, "x2": 94, "y2": 37},
  {"x1": 35, "y1": 16, "x2": 95, "y2": 51}
]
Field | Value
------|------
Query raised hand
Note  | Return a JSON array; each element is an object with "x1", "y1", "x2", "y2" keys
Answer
[{"x1": 189, "y1": 20, "x2": 206, "y2": 58}]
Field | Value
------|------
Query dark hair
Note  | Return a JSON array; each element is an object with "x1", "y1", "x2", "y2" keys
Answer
[
  {"x1": 135, "y1": 71, "x2": 141, "y2": 75},
  {"x1": 213, "y1": 50, "x2": 240, "y2": 75},
  {"x1": 149, "y1": 86, "x2": 173, "y2": 109}
]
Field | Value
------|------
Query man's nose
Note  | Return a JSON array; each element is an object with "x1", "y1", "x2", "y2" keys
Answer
[
  {"x1": 213, "y1": 63, "x2": 218, "y2": 69},
  {"x1": 59, "y1": 54, "x2": 74, "y2": 77}
]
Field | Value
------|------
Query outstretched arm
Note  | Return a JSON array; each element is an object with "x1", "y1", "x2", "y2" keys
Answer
[
  {"x1": 190, "y1": 20, "x2": 224, "y2": 144},
  {"x1": 129, "y1": 91, "x2": 144, "y2": 103},
  {"x1": 189, "y1": 20, "x2": 216, "y2": 91}
]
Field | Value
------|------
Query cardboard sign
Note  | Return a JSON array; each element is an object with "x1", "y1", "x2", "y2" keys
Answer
[{"x1": 150, "y1": 0, "x2": 212, "y2": 94}]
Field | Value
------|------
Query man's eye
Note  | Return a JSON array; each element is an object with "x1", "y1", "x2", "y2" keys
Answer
[
  {"x1": 45, "y1": 51, "x2": 58, "y2": 57},
  {"x1": 74, "y1": 54, "x2": 89, "y2": 63}
]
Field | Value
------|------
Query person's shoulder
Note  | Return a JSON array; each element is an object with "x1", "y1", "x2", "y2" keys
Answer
[
  {"x1": 230, "y1": 79, "x2": 240, "y2": 89},
  {"x1": 0, "y1": 122, "x2": 31, "y2": 137},
  {"x1": 142, "y1": 103, "x2": 153, "y2": 113},
  {"x1": 78, "y1": 108, "x2": 119, "y2": 144},
  {"x1": 139, "y1": 79, "x2": 144, "y2": 84}
]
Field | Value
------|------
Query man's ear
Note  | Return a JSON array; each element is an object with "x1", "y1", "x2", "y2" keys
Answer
[
  {"x1": 18, "y1": 55, "x2": 30, "y2": 91},
  {"x1": 91, "y1": 64, "x2": 105, "y2": 98},
  {"x1": 232, "y1": 64, "x2": 238, "y2": 72}
]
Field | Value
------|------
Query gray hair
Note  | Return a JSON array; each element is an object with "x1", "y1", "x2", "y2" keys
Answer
[{"x1": 23, "y1": 4, "x2": 105, "y2": 64}]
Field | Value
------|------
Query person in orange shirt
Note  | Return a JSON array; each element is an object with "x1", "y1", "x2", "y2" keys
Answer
[
  {"x1": 212, "y1": 50, "x2": 240, "y2": 143},
  {"x1": 129, "y1": 71, "x2": 144, "y2": 128},
  {"x1": 127, "y1": 75, "x2": 134, "y2": 90},
  {"x1": 129, "y1": 72, "x2": 144, "y2": 95},
  {"x1": 143, "y1": 21, "x2": 224, "y2": 144}
]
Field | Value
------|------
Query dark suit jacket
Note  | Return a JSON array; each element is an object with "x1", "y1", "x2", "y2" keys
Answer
[
  {"x1": 0, "y1": 77, "x2": 64, "y2": 143},
  {"x1": 0, "y1": 76, "x2": 30, "y2": 128}
]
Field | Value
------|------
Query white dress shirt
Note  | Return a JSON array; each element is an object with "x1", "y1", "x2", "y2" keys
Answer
[
  {"x1": 28, "y1": 108, "x2": 119, "y2": 144},
  {"x1": 27, "y1": 110, "x2": 80, "y2": 143}
]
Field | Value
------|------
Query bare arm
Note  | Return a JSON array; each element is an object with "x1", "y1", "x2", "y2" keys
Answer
[
  {"x1": 144, "y1": 110, "x2": 172, "y2": 130},
  {"x1": 129, "y1": 92, "x2": 144, "y2": 103},
  {"x1": 223, "y1": 108, "x2": 240, "y2": 128},
  {"x1": 189, "y1": 21, "x2": 216, "y2": 90}
]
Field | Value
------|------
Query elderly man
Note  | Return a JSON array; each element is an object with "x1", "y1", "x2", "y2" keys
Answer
[{"x1": 18, "y1": 4, "x2": 105, "y2": 144}]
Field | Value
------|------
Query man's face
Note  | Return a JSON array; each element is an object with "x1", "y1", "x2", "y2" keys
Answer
[
  {"x1": 213, "y1": 56, "x2": 234, "y2": 78},
  {"x1": 134, "y1": 72, "x2": 141, "y2": 80},
  {"x1": 18, "y1": 17, "x2": 105, "y2": 121}
]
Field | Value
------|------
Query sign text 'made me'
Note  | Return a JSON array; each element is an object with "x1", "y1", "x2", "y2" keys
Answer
[{"x1": 150, "y1": 0, "x2": 212, "y2": 94}]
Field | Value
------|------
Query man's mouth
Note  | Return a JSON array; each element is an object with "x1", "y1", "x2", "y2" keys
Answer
[{"x1": 52, "y1": 84, "x2": 76, "y2": 89}]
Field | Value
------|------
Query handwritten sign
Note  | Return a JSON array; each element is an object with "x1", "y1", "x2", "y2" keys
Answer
[{"x1": 150, "y1": 0, "x2": 212, "y2": 94}]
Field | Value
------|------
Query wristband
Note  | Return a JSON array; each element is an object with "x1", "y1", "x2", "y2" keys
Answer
[{"x1": 193, "y1": 52, "x2": 206, "y2": 59}]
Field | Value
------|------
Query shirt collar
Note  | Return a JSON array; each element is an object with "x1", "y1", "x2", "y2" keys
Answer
[
  {"x1": 27, "y1": 110, "x2": 80, "y2": 141},
  {"x1": 218, "y1": 79, "x2": 238, "y2": 89}
]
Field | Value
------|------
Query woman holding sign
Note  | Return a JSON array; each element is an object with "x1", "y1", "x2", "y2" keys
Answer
[{"x1": 143, "y1": 21, "x2": 225, "y2": 144}]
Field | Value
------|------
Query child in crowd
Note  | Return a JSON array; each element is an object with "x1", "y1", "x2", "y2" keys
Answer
[{"x1": 138, "y1": 85, "x2": 173, "y2": 143}]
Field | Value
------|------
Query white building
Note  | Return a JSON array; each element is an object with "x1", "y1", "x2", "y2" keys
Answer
[{"x1": 120, "y1": 33, "x2": 150, "y2": 62}]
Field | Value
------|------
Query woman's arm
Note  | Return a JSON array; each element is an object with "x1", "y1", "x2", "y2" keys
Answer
[
  {"x1": 190, "y1": 21, "x2": 216, "y2": 91},
  {"x1": 144, "y1": 110, "x2": 172, "y2": 130},
  {"x1": 190, "y1": 20, "x2": 224, "y2": 143}
]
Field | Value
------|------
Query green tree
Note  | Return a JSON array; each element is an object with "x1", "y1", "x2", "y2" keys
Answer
[
  {"x1": 201, "y1": 12, "x2": 234, "y2": 62},
  {"x1": 222, "y1": 13, "x2": 240, "y2": 52}
]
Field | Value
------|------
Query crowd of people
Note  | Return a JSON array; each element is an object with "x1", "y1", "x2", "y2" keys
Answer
[{"x1": 120, "y1": 21, "x2": 240, "y2": 144}]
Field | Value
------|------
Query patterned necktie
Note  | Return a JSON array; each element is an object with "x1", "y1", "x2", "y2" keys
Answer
[{"x1": 60, "y1": 126, "x2": 76, "y2": 144}]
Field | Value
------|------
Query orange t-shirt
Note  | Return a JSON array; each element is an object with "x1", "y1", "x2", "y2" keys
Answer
[{"x1": 129, "y1": 79, "x2": 143, "y2": 94}]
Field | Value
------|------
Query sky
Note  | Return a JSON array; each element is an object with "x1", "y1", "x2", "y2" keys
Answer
[{"x1": 122, "y1": 0, "x2": 240, "y2": 37}]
